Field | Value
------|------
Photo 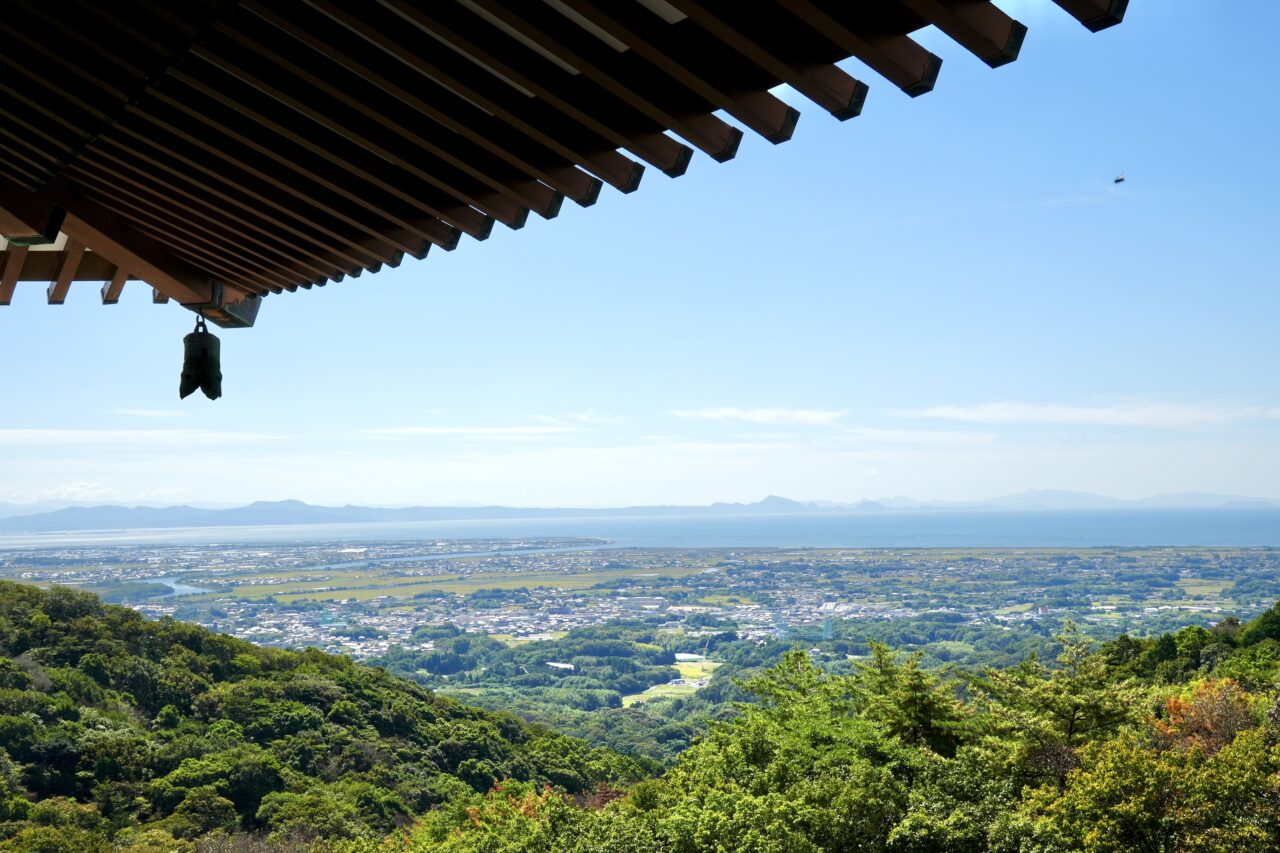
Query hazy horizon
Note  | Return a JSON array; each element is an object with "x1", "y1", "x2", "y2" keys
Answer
[{"x1": 3, "y1": 487, "x2": 1279, "y2": 513}]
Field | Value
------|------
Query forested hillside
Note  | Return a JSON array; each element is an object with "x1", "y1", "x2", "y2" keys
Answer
[
  {"x1": 0, "y1": 582, "x2": 641, "y2": 851},
  {"x1": 374, "y1": 622, "x2": 738, "y2": 765},
  {"x1": 357, "y1": 606, "x2": 1280, "y2": 852},
  {"x1": 5, "y1": 580, "x2": 1280, "y2": 851},
  {"x1": 371, "y1": 612, "x2": 1086, "y2": 764}
]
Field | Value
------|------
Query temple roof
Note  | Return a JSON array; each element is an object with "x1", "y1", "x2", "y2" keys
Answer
[{"x1": 0, "y1": 0, "x2": 1126, "y2": 327}]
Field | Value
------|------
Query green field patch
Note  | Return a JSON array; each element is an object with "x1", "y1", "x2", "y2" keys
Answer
[
  {"x1": 675, "y1": 661, "x2": 721, "y2": 679},
  {"x1": 263, "y1": 563, "x2": 710, "y2": 602},
  {"x1": 1175, "y1": 579, "x2": 1234, "y2": 597},
  {"x1": 925, "y1": 641, "x2": 975, "y2": 656},
  {"x1": 179, "y1": 558, "x2": 716, "y2": 603},
  {"x1": 622, "y1": 682, "x2": 698, "y2": 707},
  {"x1": 622, "y1": 661, "x2": 720, "y2": 706},
  {"x1": 996, "y1": 604, "x2": 1033, "y2": 614},
  {"x1": 698, "y1": 594, "x2": 752, "y2": 605}
]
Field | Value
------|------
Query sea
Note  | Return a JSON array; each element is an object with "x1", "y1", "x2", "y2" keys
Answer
[{"x1": 0, "y1": 509, "x2": 1276, "y2": 550}]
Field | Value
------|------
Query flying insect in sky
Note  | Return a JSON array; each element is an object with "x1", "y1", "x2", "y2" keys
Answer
[{"x1": 1114, "y1": 173, "x2": 1126, "y2": 184}]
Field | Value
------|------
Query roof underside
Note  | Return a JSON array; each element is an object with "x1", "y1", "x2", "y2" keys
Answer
[{"x1": 0, "y1": 0, "x2": 1126, "y2": 326}]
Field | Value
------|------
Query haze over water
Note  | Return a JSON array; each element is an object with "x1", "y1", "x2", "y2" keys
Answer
[{"x1": 0, "y1": 509, "x2": 1276, "y2": 550}]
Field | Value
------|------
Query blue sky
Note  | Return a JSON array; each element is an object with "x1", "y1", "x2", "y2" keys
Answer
[{"x1": 2, "y1": 1, "x2": 1277, "y2": 507}]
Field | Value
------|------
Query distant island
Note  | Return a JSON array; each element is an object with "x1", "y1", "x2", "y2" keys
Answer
[{"x1": 0, "y1": 490, "x2": 1276, "y2": 533}]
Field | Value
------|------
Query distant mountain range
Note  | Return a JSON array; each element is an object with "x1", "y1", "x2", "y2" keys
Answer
[
  {"x1": 0, "y1": 491, "x2": 1276, "y2": 534},
  {"x1": 822, "y1": 490, "x2": 1280, "y2": 512}
]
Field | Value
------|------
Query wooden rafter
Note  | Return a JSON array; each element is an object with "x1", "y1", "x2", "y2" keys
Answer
[
  {"x1": 554, "y1": 0, "x2": 801, "y2": 143},
  {"x1": 663, "y1": 0, "x2": 868, "y2": 120},
  {"x1": 46, "y1": 236, "x2": 85, "y2": 304},
  {"x1": 0, "y1": 0, "x2": 1126, "y2": 327},
  {"x1": 1051, "y1": 0, "x2": 1129, "y2": 32},
  {"x1": 101, "y1": 266, "x2": 128, "y2": 305},
  {"x1": 896, "y1": 0, "x2": 1026, "y2": 68},
  {"x1": 0, "y1": 244, "x2": 27, "y2": 305}
]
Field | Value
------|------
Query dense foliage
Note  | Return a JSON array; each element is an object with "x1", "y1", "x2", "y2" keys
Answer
[
  {"x1": 375, "y1": 603, "x2": 1237, "y2": 768},
  {"x1": 8, "y1": 578, "x2": 1280, "y2": 851},
  {"x1": 354, "y1": 604, "x2": 1280, "y2": 852},
  {"x1": 375, "y1": 623, "x2": 736, "y2": 764},
  {"x1": 0, "y1": 582, "x2": 642, "y2": 851},
  {"x1": 373, "y1": 615, "x2": 1071, "y2": 764},
  {"x1": 378, "y1": 622, "x2": 683, "y2": 705}
]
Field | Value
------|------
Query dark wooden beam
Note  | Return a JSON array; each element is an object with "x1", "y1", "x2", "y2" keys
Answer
[
  {"x1": 214, "y1": 13, "x2": 562, "y2": 219},
  {"x1": 70, "y1": 174, "x2": 294, "y2": 294},
  {"x1": 8, "y1": 0, "x2": 149, "y2": 82},
  {"x1": 0, "y1": 207, "x2": 38, "y2": 241},
  {"x1": 192, "y1": 29, "x2": 532, "y2": 228},
  {"x1": 0, "y1": 145, "x2": 52, "y2": 188},
  {"x1": 46, "y1": 236, "x2": 85, "y2": 304},
  {"x1": 5, "y1": 249, "x2": 118, "y2": 281},
  {"x1": 1, "y1": 172, "x2": 256, "y2": 312},
  {"x1": 379, "y1": 0, "x2": 694, "y2": 177},
  {"x1": 61, "y1": 205, "x2": 232, "y2": 307},
  {"x1": 0, "y1": 181, "x2": 65, "y2": 245},
  {"x1": 71, "y1": 0, "x2": 183, "y2": 60},
  {"x1": 0, "y1": 245, "x2": 27, "y2": 305},
  {"x1": 0, "y1": 51, "x2": 103, "y2": 156},
  {"x1": 0, "y1": 0, "x2": 1125, "y2": 309},
  {"x1": 244, "y1": 1, "x2": 602, "y2": 206},
  {"x1": 467, "y1": 0, "x2": 742, "y2": 162},
  {"x1": 101, "y1": 128, "x2": 407, "y2": 271},
  {"x1": 302, "y1": 0, "x2": 645, "y2": 193},
  {"x1": 554, "y1": 0, "x2": 799, "y2": 142},
  {"x1": 70, "y1": 152, "x2": 350, "y2": 283},
  {"x1": 664, "y1": 0, "x2": 867, "y2": 119},
  {"x1": 778, "y1": 0, "x2": 940, "y2": 96},
  {"x1": 101, "y1": 266, "x2": 128, "y2": 305},
  {"x1": 0, "y1": 91, "x2": 84, "y2": 162},
  {"x1": 896, "y1": 0, "x2": 1025, "y2": 68},
  {"x1": 0, "y1": 23, "x2": 126, "y2": 116},
  {"x1": 167, "y1": 65, "x2": 491, "y2": 241},
  {"x1": 128, "y1": 91, "x2": 453, "y2": 255},
  {"x1": 1051, "y1": 0, "x2": 1128, "y2": 32},
  {"x1": 132, "y1": 228, "x2": 275, "y2": 297}
]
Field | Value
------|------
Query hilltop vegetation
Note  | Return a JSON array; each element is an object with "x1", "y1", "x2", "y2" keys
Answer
[
  {"x1": 357, "y1": 604, "x2": 1280, "y2": 852},
  {"x1": 5, "y1": 580, "x2": 1280, "y2": 850},
  {"x1": 0, "y1": 582, "x2": 641, "y2": 851},
  {"x1": 372, "y1": 613, "x2": 1081, "y2": 764},
  {"x1": 374, "y1": 622, "x2": 730, "y2": 764}
]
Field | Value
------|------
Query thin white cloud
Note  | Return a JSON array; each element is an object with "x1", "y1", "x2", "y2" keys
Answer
[
  {"x1": 7, "y1": 428, "x2": 1279, "y2": 507},
  {"x1": 532, "y1": 410, "x2": 624, "y2": 426},
  {"x1": 671, "y1": 407, "x2": 846, "y2": 427},
  {"x1": 115, "y1": 409, "x2": 184, "y2": 418},
  {"x1": 718, "y1": 427, "x2": 997, "y2": 447},
  {"x1": 898, "y1": 402, "x2": 1277, "y2": 429},
  {"x1": 8, "y1": 482, "x2": 119, "y2": 503},
  {"x1": 836, "y1": 427, "x2": 999, "y2": 447},
  {"x1": 0, "y1": 429, "x2": 280, "y2": 445},
  {"x1": 364, "y1": 425, "x2": 577, "y2": 438}
]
